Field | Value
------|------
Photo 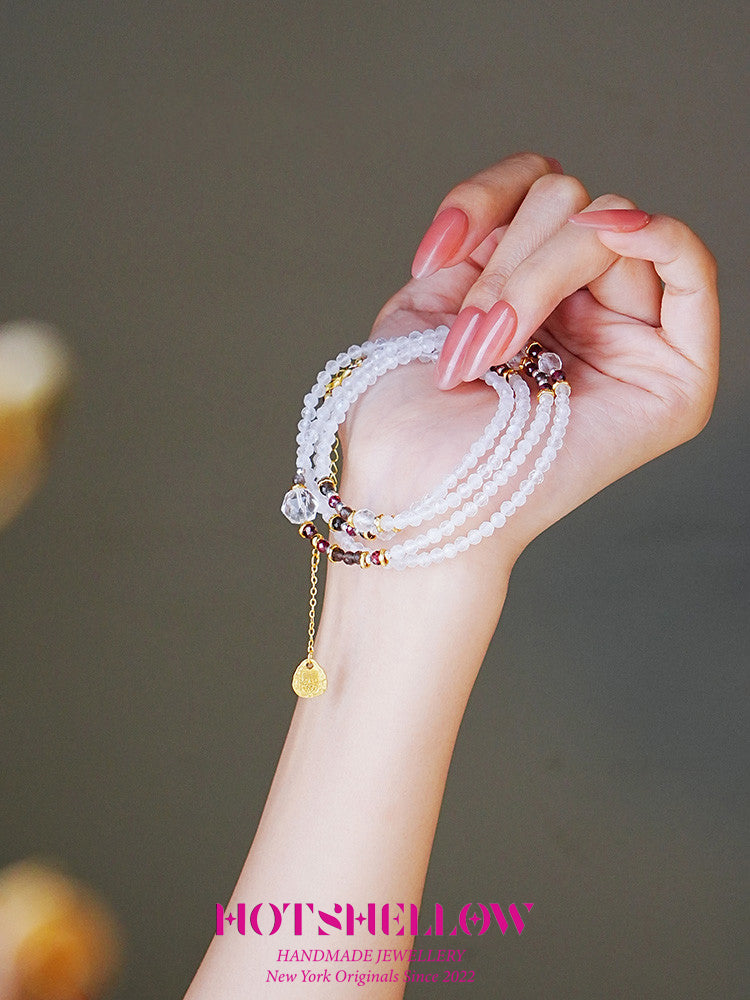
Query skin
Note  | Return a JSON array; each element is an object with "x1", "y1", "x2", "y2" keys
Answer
[{"x1": 184, "y1": 151, "x2": 719, "y2": 998}]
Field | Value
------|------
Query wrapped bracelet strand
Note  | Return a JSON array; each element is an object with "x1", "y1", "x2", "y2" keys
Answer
[{"x1": 281, "y1": 326, "x2": 570, "y2": 697}]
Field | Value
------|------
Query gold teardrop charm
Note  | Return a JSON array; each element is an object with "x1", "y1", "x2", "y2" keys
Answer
[{"x1": 292, "y1": 657, "x2": 327, "y2": 698}]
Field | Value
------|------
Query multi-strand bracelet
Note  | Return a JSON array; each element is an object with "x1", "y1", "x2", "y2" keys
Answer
[{"x1": 281, "y1": 326, "x2": 571, "y2": 697}]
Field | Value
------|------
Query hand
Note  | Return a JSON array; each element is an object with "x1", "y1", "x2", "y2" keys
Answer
[{"x1": 339, "y1": 151, "x2": 719, "y2": 562}]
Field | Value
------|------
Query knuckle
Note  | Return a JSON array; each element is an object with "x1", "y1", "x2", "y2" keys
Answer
[
  {"x1": 528, "y1": 172, "x2": 589, "y2": 207},
  {"x1": 505, "y1": 150, "x2": 551, "y2": 177},
  {"x1": 470, "y1": 270, "x2": 508, "y2": 305}
]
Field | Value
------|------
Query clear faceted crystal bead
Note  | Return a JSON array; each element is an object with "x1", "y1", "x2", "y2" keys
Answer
[
  {"x1": 537, "y1": 351, "x2": 563, "y2": 374},
  {"x1": 352, "y1": 508, "x2": 377, "y2": 535},
  {"x1": 281, "y1": 486, "x2": 317, "y2": 524}
]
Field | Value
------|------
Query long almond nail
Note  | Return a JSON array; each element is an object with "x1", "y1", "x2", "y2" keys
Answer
[
  {"x1": 460, "y1": 301, "x2": 518, "y2": 382},
  {"x1": 568, "y1": 208, "x2": 651, "y2": 232},
  {"x1": 411, "y1": 207, "x2": 470, "y2": 279},
  {"x1": 435, "y1": 307, "x2": 485, "y2": 390}
]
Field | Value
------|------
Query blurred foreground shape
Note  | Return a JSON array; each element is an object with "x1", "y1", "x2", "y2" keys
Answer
[
  {"x1": 0, "y1": 321, "x2": 73, "y2": 532},
  {"x1": 0, "y1": 859, "x2": 122, "y2": 1000}
]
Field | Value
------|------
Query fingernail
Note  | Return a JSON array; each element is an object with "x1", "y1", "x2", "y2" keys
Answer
[
  {"x1": 460, "y1": 301, "x2": 518, "y2": 382},
  {"x1": 435, "y1": 307, "x2": 485, "y2": 390},
  {"x1": 411, "y1": 207, "x2": 470, "y2": 279},
  {"x1": 568, "y1": 208, "x2": 651, "y2": 232},
  {"x1": 544, "y1": 157, "x2": 564, "y2": 174}
]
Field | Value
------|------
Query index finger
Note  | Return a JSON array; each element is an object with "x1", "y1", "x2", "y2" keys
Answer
[{"x1": 410, "y1": 152, "x2": 562, "y2": 279}]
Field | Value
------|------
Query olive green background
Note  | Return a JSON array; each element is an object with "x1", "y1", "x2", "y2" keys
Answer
[{"x1": 0, "y1": 3, "x2": 746, "y2": 998}]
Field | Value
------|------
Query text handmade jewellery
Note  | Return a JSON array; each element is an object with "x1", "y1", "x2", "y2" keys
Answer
[{"x1": 281, "y1": 326, "x2": 571, "y2": 697}]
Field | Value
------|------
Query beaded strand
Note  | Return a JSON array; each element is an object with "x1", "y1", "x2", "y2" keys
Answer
[{"x1": 281, "y1": 327, "x2": 571, "y2": 695}]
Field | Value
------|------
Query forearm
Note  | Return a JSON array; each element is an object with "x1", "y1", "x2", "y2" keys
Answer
[{"x1": 186, "y1": 548, "x2": 513, "y2": 998}]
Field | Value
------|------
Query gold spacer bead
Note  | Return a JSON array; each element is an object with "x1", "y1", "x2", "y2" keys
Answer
[
  {"x1": 553, "y1": 379, "x2": 570, "y2": 394},
  {"x1": 359, "y1": 550, "x2": 371, "y2": 568},
  {"x1": 380, "y1": 550, "x2": 390, "y2": 566},
  {"x1": 538, "y1": 387, "x2": 555, "y2": 400}
]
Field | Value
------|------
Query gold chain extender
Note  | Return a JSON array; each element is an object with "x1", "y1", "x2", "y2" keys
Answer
[{"x1": 290, "y1": 435, "x2": 339, "y2": 698}]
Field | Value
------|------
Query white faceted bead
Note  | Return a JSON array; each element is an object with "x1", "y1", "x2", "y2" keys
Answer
[
  {"x1": 467, "y1": 529, "x2": 482, "y2": 545},
  {"x1": 490, "y1": 511, "x2": 506, "y2": 528},
  {"x1": 455, "y1": 536, "x2": 470, "y2": 552},
  {"x1": 479, "y1": 521, "x2": 493, "y2": 537},
  {"x1": 444, "y1": 542, "x2": 458, "y2": 559},
  {"x1": 426, "y1": 527, "x2": 442, "y2": 544},
  {"x1": 500, "y1": 500, "x2": 514, "y2": 517},
  {"x1": 464, "y1": 501, "x2": 478, "y2": 518}
]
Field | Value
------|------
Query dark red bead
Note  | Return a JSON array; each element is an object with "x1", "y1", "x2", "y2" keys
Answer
[
  {"x1": 342, "y1": 551, "x2": 359, "y2": 565},
  {"x1": 339, "y1": 506, "x2": 353, "y2": 519},
  {"x1": 300, "y1": 522, "x2": 315, "y2": 538},
  {"x1": 328, "y1": 493, "x2": 341, "y2": 508},
  {"x1": 316, "y1": 537, "x2": 330, "y2": 554},
  {"x1": 551, "y1": 370, "x2": 565, "y2": 382},
  {"x1": 345, "y1": 523, "x2": 356, "y2": 537},
  {"x1": 330, "y1": 547, "x2": 346, "y2": 561},
  {"x1": 370, "y1": 551, "x2": 381, "y2": 565},
  {"x1": 319, "y1": 479, "x2": 334, "y2": 496},
  {"x1": 330, "y1": 515, "x2": 344, "y2": 531}
]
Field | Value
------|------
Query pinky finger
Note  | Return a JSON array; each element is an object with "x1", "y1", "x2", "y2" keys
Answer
[{"x1": 591, "y1": 214, "x2": 720, "y2": 376}]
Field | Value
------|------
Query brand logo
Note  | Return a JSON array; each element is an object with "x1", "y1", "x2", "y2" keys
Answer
[{"x1": 215, "y1": 902, "x2": 533, "y2": 937}]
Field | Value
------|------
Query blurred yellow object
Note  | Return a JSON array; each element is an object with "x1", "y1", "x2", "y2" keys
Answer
[
  {"x1": 0, "y1": 321, "x2": 72, "y2": 531},
  {"x1": 0, "y1": 860, "x2": 122, "y2": 1000}
]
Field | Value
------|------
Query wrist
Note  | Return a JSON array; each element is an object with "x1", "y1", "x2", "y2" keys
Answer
[{"x1": 312, "y1": 546, "x2": 514, "y2": 701}]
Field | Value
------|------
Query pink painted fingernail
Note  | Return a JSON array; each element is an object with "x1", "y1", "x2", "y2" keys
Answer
[
  {"x1": 411, "y1": 207, "x2": 470, "y2": 279},
  {"x1": 544, "y1": 157, "x2": 564, "y2": 174},
  {"x1": 460, "y1": 301, "x2": 518, "y2": 382},
  {"x1": 568, "y1": 208, "x2": 651, "y2": 232},
  {"x1": 435, "y1": 307, "x2": 486, "y2": 390}
]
